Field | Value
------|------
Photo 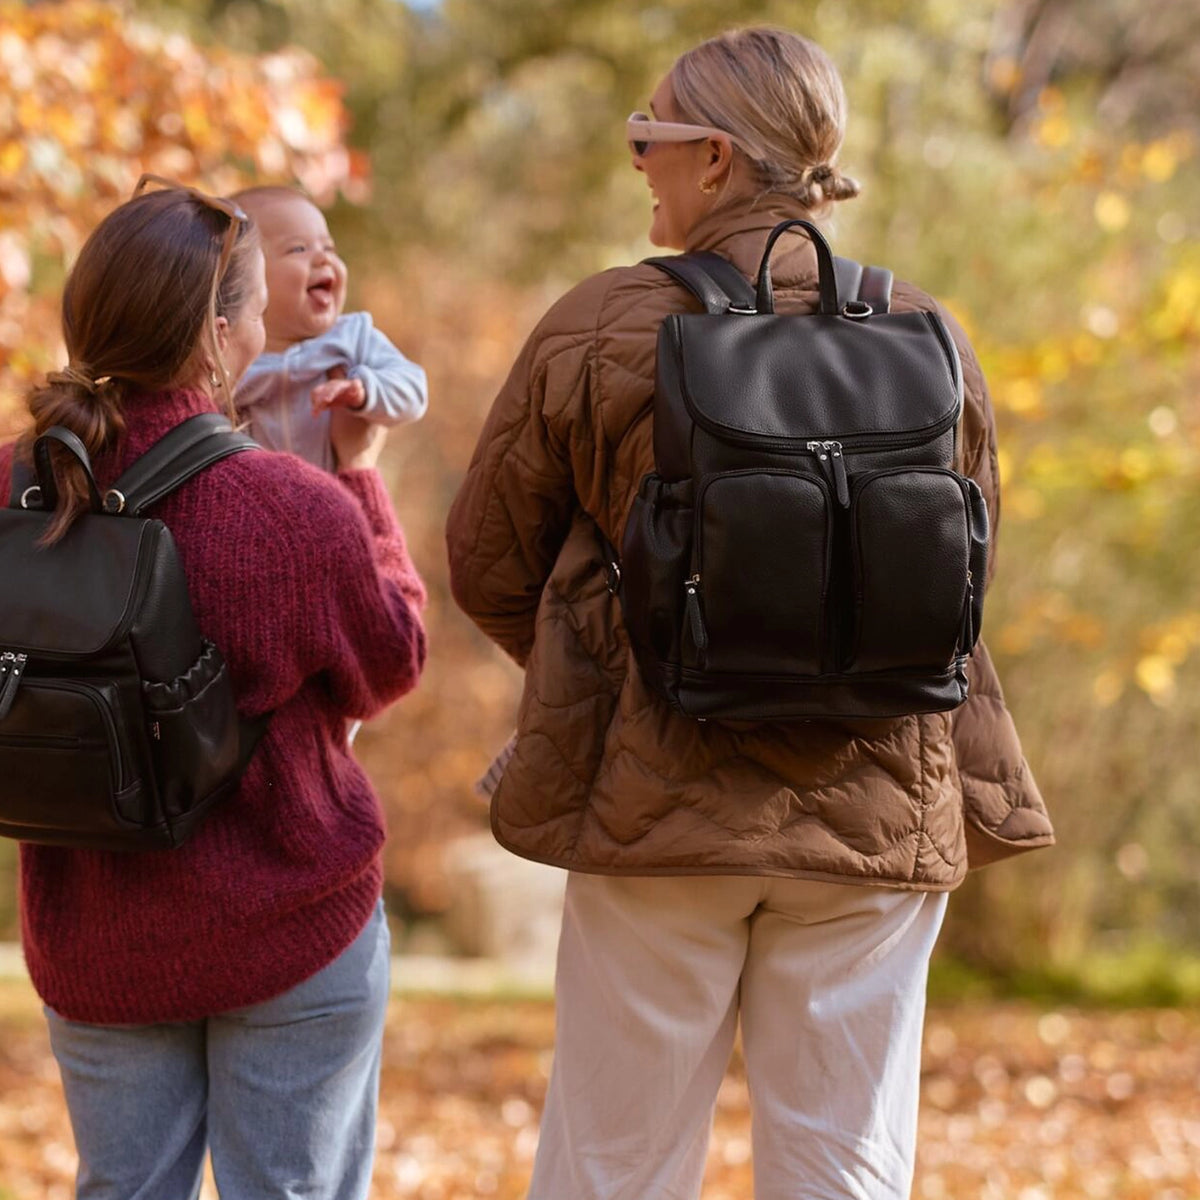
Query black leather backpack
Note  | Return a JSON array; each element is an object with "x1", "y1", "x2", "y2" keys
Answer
[
  {"x1": 0, "y1": 413, "x2": 266, "y2": 849},
  {"x1": 613, "y1": 219, "x2": 990, "y2": 721}
]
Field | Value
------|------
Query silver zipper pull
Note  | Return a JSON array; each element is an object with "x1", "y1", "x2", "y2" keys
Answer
[
  {"x1": 806, "y1": 440, "x2": 850, "y2": 507},
  {"x1": 0, "y1": 651, "x2": 27, "y2": 722}
]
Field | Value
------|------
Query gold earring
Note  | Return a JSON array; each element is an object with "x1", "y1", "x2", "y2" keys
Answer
[
  {"x1": 210, "y1": 369, "x2": 220, "y2": 389},
  {"x1": 699, "y1": 178, "x2": 717, "y2": 195}
]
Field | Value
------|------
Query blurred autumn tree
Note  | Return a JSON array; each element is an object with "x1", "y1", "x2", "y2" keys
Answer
[{"x1": 4, "y1": 0, "x2": 1199, "y2": 980}]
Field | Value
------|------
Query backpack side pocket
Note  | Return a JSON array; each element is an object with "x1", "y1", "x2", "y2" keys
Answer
[
  {"x1": 143, "y1": 639, "x2": 241, "y2": 838},
  {"x1": 619, "y1": 474, "x2": 694, "y2": 699}
]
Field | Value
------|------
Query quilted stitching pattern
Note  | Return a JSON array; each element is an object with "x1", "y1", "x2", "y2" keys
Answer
[{"x1": 448, "y1": 203, "x2": 1053, "y2": 887}]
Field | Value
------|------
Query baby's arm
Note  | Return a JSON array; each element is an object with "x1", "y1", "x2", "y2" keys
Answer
[{"x1": 344, "y1": 314, "x2": 428, "y2": 426}]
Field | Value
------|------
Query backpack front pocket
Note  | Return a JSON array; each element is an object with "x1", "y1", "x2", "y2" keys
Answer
[
  {"x1": 0, "y1": 679, "x2": 132, "y2": 836},
  {"x1": 692, "y1": 470, "x2": 832, "y2": 675},
  {"x1": 848, "y1": 468, "x2": 975, "y2": 674}
]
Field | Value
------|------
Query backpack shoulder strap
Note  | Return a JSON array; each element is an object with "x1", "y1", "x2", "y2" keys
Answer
[
  {"x1": 648, "y1": 250, "x2": 892, "y2": 315},
  {"x1": 834, "y1": 255, "x2": 893, "y2": 314},
  {"x1": 112, "y1": 412, "x2": 260, "y2": 516},
  {"x1": 9, "y1": 413, "x2": 261, "y2": 513},
  {"x1": 643, "y1": 252, "x2": 755, "y2": 314}
]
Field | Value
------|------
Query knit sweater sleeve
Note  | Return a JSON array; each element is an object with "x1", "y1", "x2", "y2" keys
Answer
[{"x1": 227, "y1": 456, "x2": 427, "y2": 721}]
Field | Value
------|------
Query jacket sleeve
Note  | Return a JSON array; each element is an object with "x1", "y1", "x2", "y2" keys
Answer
[
  {"x1": 938, "y1": 302, "x2": 1002, "y2": 584},
  {"x1": 347, "y1": 315, "x2": 429, "y2": 427},
  {"x1": 936, "y1": 305, "x2": 1055, "y2": 865},
  {"x1": 445, "y1": 309, "x2": 587, "y2": 666},
  {"x1": 237, "y1": 463, "x2": 428, "y2": 721}
]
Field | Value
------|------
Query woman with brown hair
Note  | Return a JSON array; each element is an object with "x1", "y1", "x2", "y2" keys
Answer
[
  {"x1": 0, "y1": 179, "x2": 426, "y2": 1199},
  {"x1": 447, "y1": 26, "x2": 1053, "y2": 1200}
]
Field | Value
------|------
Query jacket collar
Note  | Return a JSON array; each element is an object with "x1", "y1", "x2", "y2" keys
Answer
[{"x1": 684, "y1": 194, "x2": 823, "y2": 290}]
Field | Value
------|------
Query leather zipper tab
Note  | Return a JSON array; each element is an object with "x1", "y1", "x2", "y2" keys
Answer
[
  {"x1": 0, "y1": 651, "x2": 28, "y2": 722},
  {"x1": 684, "y1": 575, "x2": 709, "y2": 661},
  {"x1": 960, "y1": 571, "x2": 975, "y2": 653},
  {"x1": 806, "y1": 440, "x2": 850, "y2": 507}
]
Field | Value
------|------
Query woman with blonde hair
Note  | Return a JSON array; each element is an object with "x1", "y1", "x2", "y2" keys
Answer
[{"x1": 448, "y1": 26, "x2": 1051, "y2": 1200}]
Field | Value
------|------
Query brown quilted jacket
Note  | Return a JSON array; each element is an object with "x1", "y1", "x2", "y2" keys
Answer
[{"x1": 447, "y1": 198, "x2": 1053, "y2": 889}]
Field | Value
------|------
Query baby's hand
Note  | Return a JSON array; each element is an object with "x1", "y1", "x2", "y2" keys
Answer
[{"x1": 312, "y1": 365, "x2": 366, "y2": 414}]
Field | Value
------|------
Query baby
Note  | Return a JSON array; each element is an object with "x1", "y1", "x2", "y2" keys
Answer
[{"x1": 232, "y1": 186, "x2": 427, "y2": 472}]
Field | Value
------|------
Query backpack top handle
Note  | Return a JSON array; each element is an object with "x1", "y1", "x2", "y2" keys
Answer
[
  {"x1": 31, "y1": 426, "x2": 103, "y2": 514},
  {"x1": 754, "y1": 218, "x2": 840, "y2": 316}
]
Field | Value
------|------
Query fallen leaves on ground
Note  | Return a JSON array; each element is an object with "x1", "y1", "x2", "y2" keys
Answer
[{"x1": 1, "y1": 984, "x2": 1199, "y2": 1199}]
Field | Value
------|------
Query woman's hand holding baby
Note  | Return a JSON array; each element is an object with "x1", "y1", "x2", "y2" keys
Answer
[{"x1": 331, "y1": 405, "x2": 387, "y2": 471}]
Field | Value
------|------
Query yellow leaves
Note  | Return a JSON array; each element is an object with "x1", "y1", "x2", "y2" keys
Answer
[
  {"x1": 0, "y1": 140, "x2": 23, "y2": 179},
  {"x1": 0, "y1": 0, "x2": 356, "y2": 420},
  {"x1": 1135, "y1": 654, "x2": 1175, "y2": 705},
  {"x1": 1000, "y1": 378, "x2": 1044, "y2": 418},
  {"x1": 1146, "y1": 259, "x2": 1200, "y2": 343},
  {"x1": 1141, "y1": 139, "x2": 1179, "y2": 183},
  {"x1": 1106, "y1": 616, "x2": 1200, "y2": 707},
  {"x1": 1093, "y1": 191, "x2": 1131, "y2": 233},
  {"x1": 1033, "y1": 111, "x2": 1071, "y2": 150},
  {"x1": 997, "y1": 592, "x2": 1105, "y2": 658}
]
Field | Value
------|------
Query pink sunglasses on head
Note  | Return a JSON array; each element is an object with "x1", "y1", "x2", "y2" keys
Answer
[{"x1": 626, "y1": 111, "x2": 737, "y2": 157}]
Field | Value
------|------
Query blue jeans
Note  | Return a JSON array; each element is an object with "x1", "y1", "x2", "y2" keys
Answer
[{"x1": 45, "y1": 900, "x2": 391, "y2": 1200}]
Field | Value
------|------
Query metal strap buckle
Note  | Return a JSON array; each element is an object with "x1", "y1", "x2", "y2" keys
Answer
[
  {"x1": 604, "y1": 559, "x2": 621, "y2": 595},
  {"x1": 19, "y1": 485, "x2": 41, "y2": 510}
]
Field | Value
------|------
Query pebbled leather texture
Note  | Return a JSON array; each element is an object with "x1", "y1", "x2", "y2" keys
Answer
[
  {"x1": 677, "y1": 310, "x2": 960, "y2": 443},
  {"x1": 621, "y1": 219, "x2": 988, "y2": 721},
  {"x1": 0, "y1": 416, "x2": 265, "y2": 849}
]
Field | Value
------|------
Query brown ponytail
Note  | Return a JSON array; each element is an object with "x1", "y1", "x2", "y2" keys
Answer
[{"x1": 26, "y1": 188, "x2": 259, "y2": 543}]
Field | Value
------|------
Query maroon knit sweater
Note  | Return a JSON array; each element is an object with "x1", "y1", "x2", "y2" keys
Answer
[{"x1": 0, "y1": 388, "x2": 427, "y2": 1023}]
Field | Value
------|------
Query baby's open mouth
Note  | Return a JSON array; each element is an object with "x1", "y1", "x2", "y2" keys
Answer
[{"x1": 307, "y1": 277, "x2": 336, "y2": 309}]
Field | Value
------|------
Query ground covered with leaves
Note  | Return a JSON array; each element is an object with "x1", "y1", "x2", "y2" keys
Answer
[{"x1": 2, "y1": 981, "x2": 1199, "y2": 1199}]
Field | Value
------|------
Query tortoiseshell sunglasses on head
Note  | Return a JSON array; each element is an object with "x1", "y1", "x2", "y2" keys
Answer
[{"x1": 132, "y1": 173, "x2": 249, "y2": 284}]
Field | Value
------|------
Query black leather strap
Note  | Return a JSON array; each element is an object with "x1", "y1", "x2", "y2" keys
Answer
[
  {"x1": 112, "y1": 413, "x2": 260, "y2": 515},
  {"x1": 33, "y1": 426, "x2": 103, "y2": 513},
  {"x1": 644, "y1": 255, "x2": 739, "y2": 314},
  {"x1": 686, "y1": 253, "x2": 755, "y2": 310},
  {"x1": 648, "y1": 248, "x2": 893, "y2": 319},
  {"x1": 858, "y1": 264, "x2": 893, "y2": 314},
  {"x1": 756, "y1": 219, "x2": 840, "y2": 315},
  {"x1": 833, "y1": 257, "x2": 863, "y2": 309}
]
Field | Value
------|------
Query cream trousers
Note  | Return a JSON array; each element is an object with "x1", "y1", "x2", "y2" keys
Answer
[{"x1": 527, "y1": 873, "x2": 947, "y2": 1200}]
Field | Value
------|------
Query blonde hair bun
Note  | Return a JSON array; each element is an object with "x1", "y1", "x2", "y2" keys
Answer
[{"x1": 672, "y1": 27, "x2": 859, "y2": 212}]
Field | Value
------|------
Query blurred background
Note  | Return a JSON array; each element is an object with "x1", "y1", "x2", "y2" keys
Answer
[{"x1": 1, "y1": 0, "x2": 1198, "y2": 998}]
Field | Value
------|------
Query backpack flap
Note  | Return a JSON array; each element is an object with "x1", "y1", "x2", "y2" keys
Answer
[
  {"x1": 0, "y1": 509, "x2": 184, "y2": 658},
  {"x1": 665, "y1": 306, "x2": 962, "y2": 454},
  {"x1": 0, "y1": 415, "x2": 261, "y2": 849}
]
